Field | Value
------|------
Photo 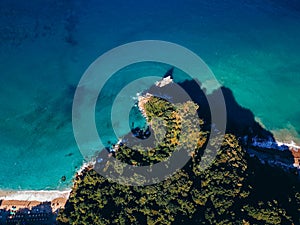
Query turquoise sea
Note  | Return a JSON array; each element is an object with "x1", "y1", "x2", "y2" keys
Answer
[{"x1": 0, "y1": 0, "x2": 299, "y2": 190}]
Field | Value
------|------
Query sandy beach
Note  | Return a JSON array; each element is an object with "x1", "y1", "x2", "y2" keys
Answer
[
  {"x1": 0, "y1": 190, "x2": 71, "y2": 212},
  {"x1": 0, "y1": 161, "x2": 92, "y2": 202},
  {"x1": 0, "y1": 161, "x2": 93, "y2": 215},
  {"x1": 0, "y1": 190, "x2": 71, "y2": 202}
]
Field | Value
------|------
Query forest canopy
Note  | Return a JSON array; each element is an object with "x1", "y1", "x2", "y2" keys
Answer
[{"x1": 58, "y1": 96, "x2": 300, "y2": 225}]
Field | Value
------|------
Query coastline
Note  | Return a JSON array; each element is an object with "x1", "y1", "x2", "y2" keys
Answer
[
  {"x1": 0, "y1": 160, "x2": 96, "y2": 225},
  {"x1": 0, "y1": 190, "x2": 71, "y2": 202},
  {"x1": 137, "y1": 93, "x2": 152, "y2": 119},
  {"x1": 1, "y1": 77, "x2": 299, "y2": 207},
  {"x1": 0, "y1": 160, "x2": 93, "y2": 203}
]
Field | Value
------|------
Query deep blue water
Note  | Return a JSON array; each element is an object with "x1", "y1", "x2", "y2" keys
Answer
[{"x1": 0, "y1": 0, "x2": 299, "y2": 190}]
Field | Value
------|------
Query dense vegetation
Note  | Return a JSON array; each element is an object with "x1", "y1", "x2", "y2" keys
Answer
[{"x1": 57, "y1": 97, "x2": 300, "y2": 225}]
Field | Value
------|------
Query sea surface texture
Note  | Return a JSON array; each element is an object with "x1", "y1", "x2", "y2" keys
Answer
[{"x1": 0, "y1": 0, "x2": 299, "y2": 190}]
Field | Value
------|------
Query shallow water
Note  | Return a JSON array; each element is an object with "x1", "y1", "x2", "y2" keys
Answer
[{"x1": 0, "y1": 0, "x2": 299, "y2": 189}]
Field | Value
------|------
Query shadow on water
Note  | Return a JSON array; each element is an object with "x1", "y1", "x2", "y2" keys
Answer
[
  {"x1": 149, "y1": 68, "x2": 275, "y2": 140},
  {"x1": 95, "y1": 68, "x2": 296, "y2": 170}
]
